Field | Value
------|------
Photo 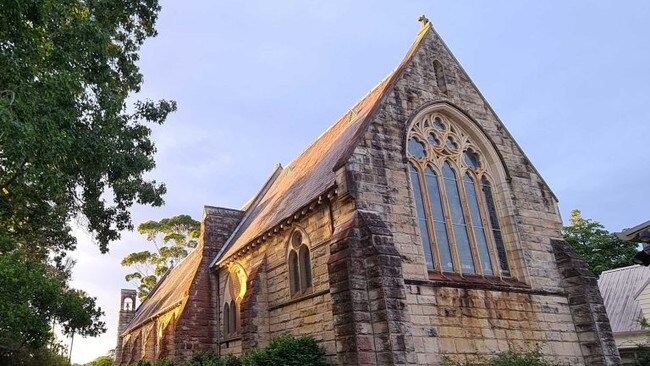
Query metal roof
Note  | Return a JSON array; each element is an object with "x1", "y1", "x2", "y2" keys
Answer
[{"x1": 598, "y1": 265, "x2": 650, "y2": 334}]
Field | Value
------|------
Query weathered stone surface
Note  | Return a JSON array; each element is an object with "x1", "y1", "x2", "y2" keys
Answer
[{"x1": 116, "y1": 22, "x2": 620, "y2": 366}]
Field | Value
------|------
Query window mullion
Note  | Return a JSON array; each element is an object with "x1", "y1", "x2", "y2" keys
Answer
[
  {"x1": 457, "y1": 168, "x2": 484, "y2": 276},
  {"x1": 475, "y1": 174, "x2": 502, "y2": 277},
  {"x1": 417, "y1": 162, "x2": 442, "y2": 272},
  {"x1": 297, "y1": 250, "x2": 304, "y2": 294},
  {"x1": 436, "y1": 163, "x2": 461, "y2": 273}
]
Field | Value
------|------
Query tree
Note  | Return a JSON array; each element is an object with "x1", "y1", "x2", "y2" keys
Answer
[
  {"x1": 0, "y1": 242, "x2": 105, "y2": 363},
  {"x1": 85, "y1": 355, "x2": 115, "y2": 366},
  {"x1": 563, "y1": 209, "x2": 638, "y2": 276},
  {"x1": 122, "y1": 215, "x2": 200, "y2": 301},
  {"x1": 0, "y1": 0, "x2": 175, "y2": 260},
  {"x1": 0, "y1": 0, "x2": 174, "y2": 360}
]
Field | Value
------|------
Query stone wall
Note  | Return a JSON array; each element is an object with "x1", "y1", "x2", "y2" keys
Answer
[
  {"x1": 217, "y1": 198, "x2": 349, "y2": 363},
  {"x1": 174, "y1": 207, "x2": 245, "y2": 360},
  {"x1": 552, "y1": 239, "x2": 621, "y2": 365},
  {"x1": 327, "y1": 209, "x2": 418, "y2": 365},
  {"x1": 341, "y1": 25, "x2": 619, "y2": 365}
]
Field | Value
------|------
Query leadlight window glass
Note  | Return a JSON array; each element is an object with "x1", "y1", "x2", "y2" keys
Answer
[
  {"x1": 229, "y1": 300, "x2": 236, "y2": 335},
  {"x1": 288, "y1": 231, "x2": 313, "y2": 296},
  {"x1": 223, "y1": 303, "x2": 230, "y2": 336},
  {"x1": 407, "y1": 112, "x2": 510, "y2": 277}
]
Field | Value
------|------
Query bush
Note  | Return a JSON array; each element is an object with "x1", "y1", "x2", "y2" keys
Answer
[
  {"x1": 184, "y1": 352, "x2": 241, "y2": 366},
  {"x1": 155, "y1": 359, "x2": 175, "y2": 366},
  {"x1": 131, "y1": 361, "x2": 152, "y2": 366},
  {"x1": 241, "y1": 335, "x2": 327, "y2": 366},
  {"x1": 445, "y1": 348, "x2": 562, "y2": 366}
]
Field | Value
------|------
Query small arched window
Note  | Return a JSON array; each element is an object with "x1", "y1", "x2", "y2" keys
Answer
[
  {"x1": 407, "y1": 113, "x2": 510, "y2": 277},
  {"x1": 433, "y1": 60, "x2": 448, "y2": 95},
  {"x1": 288, "y1": 231, "x2": 313, "y2": 296},
  {"x1": 229, "y1": 300, "x2": 237, "y2": 335},
  {"x1": 123, "y1": 297, "x2": 133, "y2": 311},
  {"x1": 223, "y1": 302, "x2": 230, "y2": 336}
]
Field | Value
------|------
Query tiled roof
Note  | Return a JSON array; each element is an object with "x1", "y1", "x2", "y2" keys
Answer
[
  {"x1": 598, "y1": 265, "x2": 650, "y2": 334},
  {"x1": 214, "y1": 23, "x2": 432, "y2": 265},
  {"x1": 121, "y1": 247, "x2": 202, "y2": 334}
]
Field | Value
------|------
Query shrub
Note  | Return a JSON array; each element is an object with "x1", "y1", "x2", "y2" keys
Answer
[
  {"x1": 445, "y1": 348, "x2": 562, "y2": 366},
  {"x1": 154, "y1": 359, "x2": 175, "y2": 366},
  {"x1": 241, "y1": 335, "x2": 327, "y2": 366},
  {"x1": 184, "y1": 352, "x2": 241, "y2": 366},
  {"x1": 131, "y1": 360, "x2": 153, "y2": 366}
]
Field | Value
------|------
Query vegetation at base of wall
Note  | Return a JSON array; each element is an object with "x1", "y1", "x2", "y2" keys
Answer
[
  {"x1": 120, "y1": 335, "x2": 327, "y2": 366},
  {"x1": 86, "y1": 356, "x2": 117, "y2": 366},
  {"x1": 444, "y1": 348, "x2": 565, "y2": 366},
  {"x1": 241, "y1": 335, "x2": 327, "y2": 366}
]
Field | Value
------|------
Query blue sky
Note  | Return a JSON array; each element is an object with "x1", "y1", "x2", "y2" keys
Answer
[{"x1": 68, "y1": 1, "x2": 650, "y2": 363}]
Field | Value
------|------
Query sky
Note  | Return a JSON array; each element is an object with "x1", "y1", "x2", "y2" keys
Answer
[{"x1": 67, "y1": 1, "x2": 650, "y2": 363}]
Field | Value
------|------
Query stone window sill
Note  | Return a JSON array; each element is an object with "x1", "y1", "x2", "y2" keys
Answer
[
  {"x1": 405, "y1": 273, "x2": 565, "y2": 296},
  {"x1": 220, "y1": 335, "x2": 241, "y2": 345}
]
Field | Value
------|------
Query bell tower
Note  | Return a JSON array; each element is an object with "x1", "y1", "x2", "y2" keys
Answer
[{"x1": 115, "y1": 289, "x2": 136, "y2": 361}]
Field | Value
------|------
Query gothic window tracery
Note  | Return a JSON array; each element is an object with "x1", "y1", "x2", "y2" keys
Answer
[
  {"x1": 407, "y1": 113, "x2": 510, "y2": 277},
  {"x1": 222, "y1": 265, "x2": 246, "y2": 338},
  {"x1": 288, "y1": 230, "x2": 312, "y2": 296}
]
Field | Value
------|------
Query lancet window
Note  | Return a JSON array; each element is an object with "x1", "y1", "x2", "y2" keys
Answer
[
  {"x1": 407, "y1": 113, "x2": 510, "y2": 277},
  {"x1": 288, "y1": 230, "x2": 312, "y2": 296}
]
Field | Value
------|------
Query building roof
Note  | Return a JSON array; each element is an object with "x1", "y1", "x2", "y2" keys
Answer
[
  {"x1": 616, "y1": 220, "x2": 650, "y2": 242},
  {"x1": 214, "y1": 22, "x2": 433, "y2": 265},
  {"x1": 598, "y1": 265, "x2": 650, "y2": 334},
  {"x1": 121, "y1": 247, "x2": 202, "y2": 335}
]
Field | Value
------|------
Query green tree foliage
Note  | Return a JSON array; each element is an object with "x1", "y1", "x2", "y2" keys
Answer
[
  {"x1": 0, "y1": 243, "x2": 105, "y2": 362},
  {"x1": 445, "y1": 348, "x2": 561, "y2": 366},
  {"x1": 0, "y1": 0, "x2": 175, "y2": 260},
  {"x1": 86, "y1": 356, "x2": 115, "y2": 366},
  {"x1": 122, "y1": 215, "x2": 200, "y2": 301},
  {"x1": 563, "y1": 209, "x2": 638, "y2": 276},
  {"x1": 0, "y1": 0, "x2": 173, "y2": 361}
]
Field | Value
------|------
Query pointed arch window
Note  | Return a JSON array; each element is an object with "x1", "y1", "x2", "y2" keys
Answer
[
  {"x1": 223, "y1": 302, "x2": 230, "y2": 336},
  {"x1": 407, "y1": 113, "x2": 510, "y2": 277},
  {"x1": 288, "y1": 231, "x2": 313, "y2": 296}
]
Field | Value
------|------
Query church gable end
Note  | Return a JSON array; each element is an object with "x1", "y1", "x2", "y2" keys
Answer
[{"x1": 342, "y1": 19, "x2": 620, "y2": 365}]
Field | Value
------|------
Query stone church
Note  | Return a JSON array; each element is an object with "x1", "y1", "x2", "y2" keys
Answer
[{"x1": 115, "y1": 18, "x2": 620, "y2": 365}]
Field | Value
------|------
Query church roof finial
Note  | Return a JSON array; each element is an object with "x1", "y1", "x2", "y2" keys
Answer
[{"x1": 418, "y1": 15, "x2": 430, "y2": 28}]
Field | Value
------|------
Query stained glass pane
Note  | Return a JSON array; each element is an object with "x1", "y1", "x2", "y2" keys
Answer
[
  {"x1": 408, "y1": 138, "x2": 426, "y2": 159},
  {"x1": 446, "y1": 137, "x2": 458, "y2": 150},
  {"x1": 230, "y1": 300, "x2": 236, "y2": 334},
  {"x1": 464, "y1": 149, "x2": 480, "y2": 170},
  {"x1": 433, "y1": 117, "x2": 445, "y2": 131},
  {"x1": 289, "y1": 251, "x2": 300, "y2": 294},
  {"x1": 427, "y1": 133, "x2": 440, "y2": 145},
  {"x1": 223, "y1": 303, "x2": 230, "y2": 335},
  {"x1": 425, "y1": 167, "x2": 454, "y2": 272},
  {"x1": 299, "y1": 245, "x2": 312, "y2": 291},
  {"x1": 464, "y1": 173, "x2": 493, "y2": 275},
  {"x1": 291, "y1": 231, "x2": 302, "y2": 249},
  {"x1": 410, "y1": 163, "x2": 435, "y2": 270},
  {"x1": 442, "y1": 162, "x2": 476, "y2": 274},
  {"x1": 482, "y1": 177, "x2": 510, "y2": 277}
]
